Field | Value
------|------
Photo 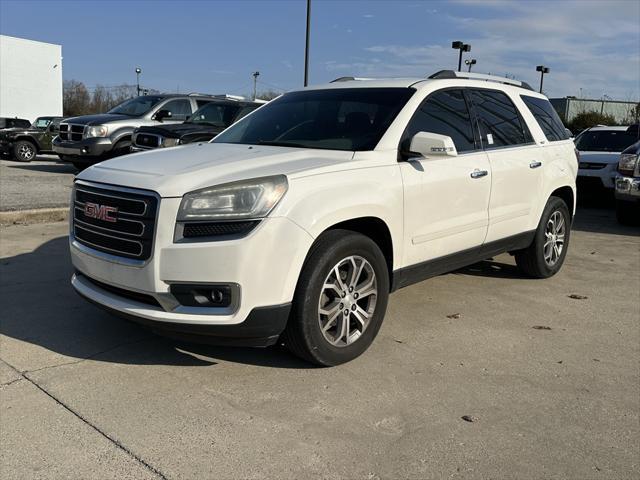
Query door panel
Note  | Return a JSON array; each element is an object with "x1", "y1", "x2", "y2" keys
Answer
[{"x1": 401, "y1": 151, "x2": 491, "y2": 267}]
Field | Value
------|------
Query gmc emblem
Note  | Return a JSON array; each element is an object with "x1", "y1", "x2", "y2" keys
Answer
[{"x1": 84, "y1": 202, "x2": 118, "y2": 223}]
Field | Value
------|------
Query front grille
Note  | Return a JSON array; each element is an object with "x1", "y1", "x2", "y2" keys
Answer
[
  {"x1": 73, "y1": 183, "x2": 158, "y2": 261},
  {"x1": 182, "y1": 221, "x2": 260, "y2": 238},
  {"x1": 79, "y1": 272, "x2": 161, "y2": 308},
  {"x1": 134, "y1": 133, "x2": 161, "y2": 149},
  {"x1": 59, "y1": 123, "x2": 85, "y2": 142},
  {"x1": 579, "y1": 162, "x2": 606, "y2": 170}
]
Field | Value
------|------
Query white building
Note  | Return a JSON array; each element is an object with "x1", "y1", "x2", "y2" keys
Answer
[{"x1": 0, "y1": 35, "x2": 63, "y2": 122}]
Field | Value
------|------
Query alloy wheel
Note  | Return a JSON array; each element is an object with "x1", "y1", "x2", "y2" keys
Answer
[
  {"x1": 544, "y1": 210, "x2": 566, "y2": 266},
  {"x1": 18, "y1": 144, "x2": 35, "y2": 161}
]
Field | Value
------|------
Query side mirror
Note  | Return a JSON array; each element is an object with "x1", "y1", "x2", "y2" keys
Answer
[
  {"x1": 154, "y1": 109, "x2": 172, "y2": 122},
  {"x1": 407, "y1": 132, "x2": 458, "y2": 158}
]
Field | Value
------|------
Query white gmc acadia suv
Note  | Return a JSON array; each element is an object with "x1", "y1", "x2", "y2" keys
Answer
[{"x1": 70, "y1": 70, "x2": 578, "y2": 366}]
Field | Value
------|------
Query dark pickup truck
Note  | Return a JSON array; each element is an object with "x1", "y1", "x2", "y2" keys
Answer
[
  {"x1": 0, "y1": 116, "x2": 64, "y2": 161},
  {"x1": 131, "y1": 96, "x2": 264, "y2": 151}
]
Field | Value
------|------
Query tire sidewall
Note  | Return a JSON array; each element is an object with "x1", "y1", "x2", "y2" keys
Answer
[
  {"x1": 533, "y1": 197, "x2": 571, "y2": 276},
  {"x1": 295, "y1": 232, "x2": 389, "y2": 365}
]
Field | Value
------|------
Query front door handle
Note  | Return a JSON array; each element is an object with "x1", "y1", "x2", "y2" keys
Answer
[
  {"x1": 529, "y1": 161, "x2": 542, "y2": 169},
  {"x1": 470, "y1": 169, "x2": 488, "y2": 179}
]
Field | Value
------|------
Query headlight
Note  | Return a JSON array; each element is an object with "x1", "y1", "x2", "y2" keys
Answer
[
  {"x1": 161, "y1": 137, "x2": 181, "y2": 148},
  {"x1": 618, "y1": 154, "x2": 638, "y2": 175},
  {"x1": 85, "y1": 125, "x2": 108, "y2": 138},
  {"x1": 177, "y1": 175, "x2": 288, "y2": 221}
]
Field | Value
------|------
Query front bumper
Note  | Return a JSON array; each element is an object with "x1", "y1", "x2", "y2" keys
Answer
[
  {"x1": 70, "y1": 190, "x2": 314, "y2": 345},
  {"x1": 577, "y1": 163, "x2": 617, "y2": 189},
  {"x1": 615, "y1": 175, "x2": 640, "y2": 202},
  {"x1": 53, "y1": 136, "x2": 113, "y2": 162}
]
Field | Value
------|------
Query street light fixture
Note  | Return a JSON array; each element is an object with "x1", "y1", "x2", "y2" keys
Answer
[
  {"x1": 452, "y1": 41, "x2": 471, "y2": 72},
  {"x1": 536, "y1": 65, "x2": 549, "y2": 93},
  {"x1": 252, "y1": 71, "x2": 260, "y2": 100},
  {"x1": 465, "y1": 58, "x2": 477, "y2": 72},
  {"x1": 135, "y1": 67, "x2": 142, "y2": 96}
]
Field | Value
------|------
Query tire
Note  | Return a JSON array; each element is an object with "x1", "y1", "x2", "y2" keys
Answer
[
  {"x1": 282, "y1": 229, "x2": 390, "y2": 366},
  {"x1": 72, "y1": 162, "x2": 88, "y2": 171},
  {"x1": 515, "y1": 196, "x2": 571, "y2": 278},
  {"x1": 110, "y1": 138, "x2": 131, "y2": 158},
  {"x1": 615, "y1": 200, "x2": 639, "y2": 226},
  {"x1": 13, "y1": 140, "x2": 37, "y2": 162}
]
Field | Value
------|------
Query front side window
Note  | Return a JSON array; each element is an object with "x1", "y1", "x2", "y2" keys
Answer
[
  {"x1": 108, "y1": 96, "x2": 164, "y2": 116},
  {"x1": 34, "y1": 117, "x2": 52, "y2": 129},
  {"x1": 213, "y1": 88, "x2": 415, "y2": 151},
  {"x1": 187, "y1": 103, "x2": 240, "y2": 127},
  {"x1": 575, "y1": 130, "x2": 637, "y2": 152},
  {"x1": 403, "y1": 89, "x2": 476, "y2": 153},
  {"x1": 161, "y1": 99, "x2": 192, "y2": 121},
  {"x1": 470, "y1": 89, "x2": 532, "y2": 148},
  {"x1": 521, "y1": 95, "x2": 569, "y2": 142}
]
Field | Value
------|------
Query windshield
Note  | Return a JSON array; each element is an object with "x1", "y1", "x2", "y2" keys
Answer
[
  {"x1": 213, "y1": 88, "x2": 415, "y2": 151},
  {"x1": 107, "y1": 96, "x2": 164, "y2": 116},
  {"x1": 575, "y1": 130, "x2": 637, "y2": 152},
  {"x1": 187, "y1": 103, "x2": 240, "y2": 127},
  {"x1": 34, "y1": 117, "x2": 52, "y2": 129}
]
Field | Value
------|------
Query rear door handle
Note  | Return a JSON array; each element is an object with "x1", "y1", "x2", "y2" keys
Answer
[
  {"x1": 470, "y1": 169, "x2": 488, "y2": 179},
  {"x1": 529, "y1": 161, "x2": 542, "y2": 169}
]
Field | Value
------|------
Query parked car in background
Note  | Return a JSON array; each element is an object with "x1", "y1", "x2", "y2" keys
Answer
[
  {"x1": 615, "y1": 124, "x2": 640, "y2": 225},
  {"x1": 0, "y1": 117, "x2": 31, "y2": 131},
  {"x1": 0, "y1": 116, "x2": 64, "y2": 161},
  {"x1": 69, "y1": 71, "x2": 577, "y2": 365},
  {"x1": 53, "y1": 93, "x2": 218, "y2": 170},
  {"x1": 131, "y1": 95, "x2": 265, "y2": 152},
  {"x1": 575, "y1": 125, "x2": 637, "y2": 191}
]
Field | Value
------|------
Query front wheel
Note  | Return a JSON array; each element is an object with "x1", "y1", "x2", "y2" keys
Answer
[
  {"x1": 282, "y1": 230, "x2": 390, "y2": 366},
  {"x1": 616, "y1": 200, "x2": 639, "y2": 226},
  {"x1": 515, "y1": 196, "x2": 571, "y2": 278},
  {"x1": 13, "y1": 140, "x2": 37, "y2": 162}
]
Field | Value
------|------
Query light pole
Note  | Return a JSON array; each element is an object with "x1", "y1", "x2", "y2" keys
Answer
[
  {"x1": 536, "y1": 65, "x2": 549, "y2": 93},
  {"x1": 304, "y1": 0, "x2": 311, "y2": 86},
  {"x1": 452, "y1": 41, "x2": 471, "y2": 72},
  {"x1": 135, "y1": 67, "x2": 142, "y2": 96},
  {"x1": 465, "y1": 58, "x2": 477, "y2": 72},
  {"x1": 252, "y1": 71, "x2": 260, "y2": 100}
]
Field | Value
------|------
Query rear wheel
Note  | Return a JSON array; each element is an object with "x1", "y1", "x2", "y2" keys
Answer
[
  {"x1": 13, "y1": 140, "x2": 37, "y2": 162},
  {"x1": 515, "y1": 196, "x2": 571, "y2": 278},
  {"x1": 616, "y1": 200, "x2": 639, "y2": 225},
  {"x1": 282, "y1": 230, "x2": 389, "y2": 366}
]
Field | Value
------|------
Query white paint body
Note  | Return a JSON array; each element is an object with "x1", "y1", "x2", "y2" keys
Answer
[
  {"x1": 0, "y1": 35, "x2": 63, "y2": 122},
  {"x1": 70, "y1": 77, "x2": 577, "y2": 329}
]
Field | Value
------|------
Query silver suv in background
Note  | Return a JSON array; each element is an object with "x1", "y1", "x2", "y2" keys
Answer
[
  {"x1": 52, "y1": 93, "x2": 217, "y2": 170},
  {"x1": 615, "y1": 125, "x2": 640, "y2": 224}
]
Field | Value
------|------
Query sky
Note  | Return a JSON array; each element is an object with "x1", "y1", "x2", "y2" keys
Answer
[{"x1": 1, "y1": 0, "x2": 639, "y2": 101}]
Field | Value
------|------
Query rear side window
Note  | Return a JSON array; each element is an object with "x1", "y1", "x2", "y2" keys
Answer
[
  {"x1": 470, "y1": 89, "x2": 532, "y2": 148},
  {"x1": 521, "y1": 95, "x2": 569, "y2": 141},
  {"x1": 403, "y1": 89, "x2": 476, "y2": 153},
  {"x1": 162, "y1": 99, "x2": 193, "y2": 121}
]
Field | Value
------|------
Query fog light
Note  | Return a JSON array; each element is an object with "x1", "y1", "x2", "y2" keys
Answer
[
  {"x1": 81, "y1": 147, "x2": 89, "y2": 154},
  {"x1": 170, "y1": 284, "x2": 233, "y2": 308}
]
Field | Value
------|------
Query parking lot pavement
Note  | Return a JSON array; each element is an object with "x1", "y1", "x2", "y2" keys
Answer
[
  {"x1": 0, "y1": 156, "x2": 76, "y2": 211},
  {"x1": 0, "y1": 208, "x2": 638, "y2": 479}
]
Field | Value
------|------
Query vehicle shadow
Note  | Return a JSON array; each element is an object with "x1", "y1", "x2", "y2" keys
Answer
[
  {"x1": 7, "y1": 162, "x2": 77, "y2": 174},
  {"x1": 0, "y1": 235, "x2": 309, "y2": 369}
]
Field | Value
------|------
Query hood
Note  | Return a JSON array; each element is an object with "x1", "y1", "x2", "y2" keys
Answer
[
  {"x1": 578, "y1": 151, "x2": 622, "y2": 165},
  {"x1": 62, "y1": 113, "x2": 133, "y2": 126},
  {"x1": 136, "y1": 123, "x2": 222, "y2": 138},
  {"x1": 78, "y1": 142, "x2": 355, "y2": 197}
]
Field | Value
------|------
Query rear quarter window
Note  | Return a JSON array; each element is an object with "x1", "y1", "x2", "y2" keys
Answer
[{"x1": 521, "y1": 95, "x2": 570, "y2": 142}]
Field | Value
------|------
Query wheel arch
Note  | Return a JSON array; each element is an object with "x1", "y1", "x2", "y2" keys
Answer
[
  {"x1": 15, "y1": 136, "x2": 40, "y2": 152},
  {"x1": 550, "y1": 185, "x2": 575, "y2": 218}
]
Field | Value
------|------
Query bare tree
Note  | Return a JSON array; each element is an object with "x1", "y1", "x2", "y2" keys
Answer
[{"x1": 63, "y1": 80, "x2": 91, "y2": 117}]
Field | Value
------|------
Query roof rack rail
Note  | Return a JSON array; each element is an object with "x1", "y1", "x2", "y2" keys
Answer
[
  {"x1": 330, "y1": 76, "x2": 377, "y2": 83},
  {"x1": 428, "y1": 70, "x2": 534, "y2": 91}
]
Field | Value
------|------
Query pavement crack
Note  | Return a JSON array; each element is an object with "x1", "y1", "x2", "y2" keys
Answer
[
  {"x1": 0, "y1": 357, "x2": 170, "y2": 480},
  {"x1": 0, "y1": 377, "x2": 23, "y2": 388}
]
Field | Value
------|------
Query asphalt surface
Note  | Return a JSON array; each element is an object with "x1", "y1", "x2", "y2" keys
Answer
[
  {"x1": 0, "y1": 156, "x2": 76, "y2": 211},
  {"x1": 0, "y1": 207, "x2": 638, "y2": 479}
]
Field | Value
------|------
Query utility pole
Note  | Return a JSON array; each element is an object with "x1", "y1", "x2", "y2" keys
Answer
[
  {"x1": 304, "y1": 0, "x2": 311, "y2": 86},
  {"x1": 135, "y1": 67, "x2": 142, "y2": 96},
  {"x1": 536, "y1": 65, "x2": 549, "y2": 94},
  {"x1": 252, "y1": 71, "x2": 260, "y2": 100}
]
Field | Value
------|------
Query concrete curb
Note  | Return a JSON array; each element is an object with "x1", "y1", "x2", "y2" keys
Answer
[{"x1": 0, "y1": 208, "x2": 68, "y2": 226}]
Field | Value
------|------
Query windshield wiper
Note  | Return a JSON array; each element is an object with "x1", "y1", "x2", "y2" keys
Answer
[{"x1": 256, "y1": 140, "x2": 306, "y2": 148}]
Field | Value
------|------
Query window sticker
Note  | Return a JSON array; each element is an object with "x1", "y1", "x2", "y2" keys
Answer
[{"x1": 487, "y1": 133, "x2": 494, "y2": 145}]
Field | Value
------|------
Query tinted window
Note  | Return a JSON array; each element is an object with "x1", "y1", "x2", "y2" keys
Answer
[
  {"x1": 403, "y1": 89, "x2": 476, "y2": 153},
  {"x1": 108, "y1": 96, "x2": 164, "y2": 116},
  {"x1": 470, "y1": 89, "x2": 531, "y2": 148},
  {"x1": 187, "y1": 103, "x2": 240, "y2": 127},
  {"x1": 214, "y1": 88, "x2": 415, "y2": 151},
  {"x1": 162, "y1": 99, "x2": 192, "y2": 121},
  {"x1": 575, "y1": 130, "x2": 637, "y2": 152},
  {"x1": 196, "y1": 100, "x2": 212, "y2": 108},
  {"x1": 235, "y1": 105, "x2": 259, "y2": 121},
  {"x1": 521, "y1": 95, "x2": 569, "y2": 141}
]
